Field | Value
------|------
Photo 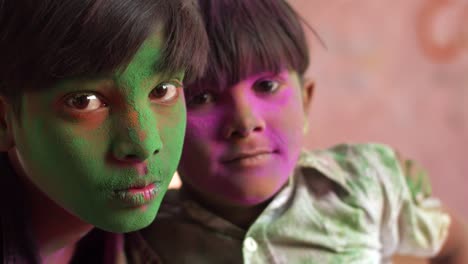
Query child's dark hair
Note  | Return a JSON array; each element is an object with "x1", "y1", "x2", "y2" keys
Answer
[
  {"x1": 0, "y1": 0, "x2": 208, "y2": 102},
  {"x1": 188, "y1": 0, "x2": 309, "y2": 92}
]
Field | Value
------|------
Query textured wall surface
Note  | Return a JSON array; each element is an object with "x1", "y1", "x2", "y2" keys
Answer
[{"x1": 291, "y1": 0, "x2": 467, "y2": 218}]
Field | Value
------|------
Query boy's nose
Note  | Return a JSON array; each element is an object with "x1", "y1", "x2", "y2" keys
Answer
[
  {"x1": 112, "y1": 136, "x2": 160, "y2": 162},
  {"x1": 222, "y1": 98, "x2": 266, "y2": 139},
  {"x1": 111, "y1": 110, "x2": 162, "y2": 162}
]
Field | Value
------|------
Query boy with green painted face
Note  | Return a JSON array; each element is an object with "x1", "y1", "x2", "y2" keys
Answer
[
  {"x1": 134, "y1": 0, "x2": 468, "y2": 263},
  {"x1": 0, "y1": 0, "x2": 207, "y2": 263}
]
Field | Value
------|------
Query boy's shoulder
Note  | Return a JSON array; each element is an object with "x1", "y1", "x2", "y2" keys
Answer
[
  {"x1": 298, "y1": 143, "x2": 449, "y2": 258},
  {"x1": 297, "y1": 143, "x2": 409, "y2": 199},
  {"x1": 299, "y1": 142, "x2": 401, "y2": 180},
  {"x1": 303, "y1": 142, "x2": 398, "y2": 162},
  {"x1": 298, "y1": 142, "x2": 437, "y2": 209}
]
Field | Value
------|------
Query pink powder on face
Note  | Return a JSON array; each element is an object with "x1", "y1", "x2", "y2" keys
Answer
[
  {"x1": 179, "y1": 70, "x2": 307, "y2": 207},
  {"x1": 135, "y1": 163, "x2": 149, "y2": 176},
  {"x1": 138, "y1": 130, "x2": 147, "y2": 141},
  {"x1": 138, "y1": 205, "x2": 148, "y2": 212},
  {"x1": 128, "y1": 110, "x2": 141, "y2": 128}
]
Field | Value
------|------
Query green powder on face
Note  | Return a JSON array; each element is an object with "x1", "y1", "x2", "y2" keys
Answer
[{"x1": 10, "y1": 34, "x2": 187, "y2": 232}]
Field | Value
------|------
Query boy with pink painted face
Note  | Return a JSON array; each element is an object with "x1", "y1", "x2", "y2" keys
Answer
[
  {"x1": 134, "y1": 0, "x2": 468, "y2": 263},
  {"x1": 0, "y1": 0, "x2": 207, "y2": 263}
]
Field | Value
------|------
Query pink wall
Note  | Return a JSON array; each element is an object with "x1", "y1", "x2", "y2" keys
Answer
[{"x1": 291, "y1": 0, "x2": 468, "y2": 218}]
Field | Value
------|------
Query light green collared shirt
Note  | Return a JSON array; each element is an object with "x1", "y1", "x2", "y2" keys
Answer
[{"x1": 127, "y1": 143, "x2": 450, "y2": 264}]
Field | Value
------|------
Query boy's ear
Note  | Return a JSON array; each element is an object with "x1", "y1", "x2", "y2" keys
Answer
[
  {"x1": 301, "y1": 78, "x2": 315, "y2": 116},
  {"x1": 0, "y1": 96, "x2": 15, "y2": 151}
]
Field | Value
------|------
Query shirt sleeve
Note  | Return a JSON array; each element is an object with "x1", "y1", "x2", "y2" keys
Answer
[{"x1": 373, "y1": 144, "x2": 451, "y2": 258}]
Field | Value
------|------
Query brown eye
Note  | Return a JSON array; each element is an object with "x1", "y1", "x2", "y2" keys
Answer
[
  {"x1": 187, "y1": 92, "x2": 215, "y2": 107},
  {"x1": 150, "y1": 82, "x2": 180, "y2": 103},
  {"x1": 65, "y1": 93, "x2": 105, "y2": 112},
  {"x1": 254, "y1": 79, "x2": 280, "y2": 94}
]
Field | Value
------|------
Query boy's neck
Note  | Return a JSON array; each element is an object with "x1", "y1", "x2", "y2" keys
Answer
[
  {"x1": 8, "y1": 150, "x2": 93, "y2": 263},
  {"x1": 182, "y1": 186, "x2": 271, "y2": 229},
  {"x1": 215, "y1": 203, "x2": 268, "y2": 230}
]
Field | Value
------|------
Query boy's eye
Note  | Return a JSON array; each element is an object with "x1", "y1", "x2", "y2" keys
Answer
[
  {"x1": 253, "y1": 79, "x2": 281, "y2": 93},
  {"x1": 187, "y1": 92, "x2": 215, "y2": 107},
  {"x1": 65, "y1": 93, "x2": 106, "y2": 112},
  {"x1": 149, "y1": 82, "x2": 181, "y2": 103}
]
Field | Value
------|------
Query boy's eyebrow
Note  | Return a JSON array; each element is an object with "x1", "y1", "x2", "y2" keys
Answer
[
  {"x1": 254, "y1": 70, "x2": 285, "y2": 78},
  {"x1": 184, "y1": 81, "x2": 220, "y2": 96},
  {"x1": 185, "y1": 69, "x2": 288, "y2": 95}
]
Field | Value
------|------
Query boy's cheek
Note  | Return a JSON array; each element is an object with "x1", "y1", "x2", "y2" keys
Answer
[
  {"x1": 154, "y1": 103, "x2": 188, "y2": 168},
  {"x1": 57, "y1": 109, "x2": 108, "y2": 129},
  {"x1": 186, "y1": 114, "x2": 220, "y2": 143}
]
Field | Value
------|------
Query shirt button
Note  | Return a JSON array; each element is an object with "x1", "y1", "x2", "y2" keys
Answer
[{"x1": 244, "y1": 237, "x2": 258, "y2": 252}]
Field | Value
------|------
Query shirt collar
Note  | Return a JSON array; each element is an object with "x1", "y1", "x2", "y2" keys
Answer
[{"x1": 297, "y1": 149, "x2": 352, "y2": 193}]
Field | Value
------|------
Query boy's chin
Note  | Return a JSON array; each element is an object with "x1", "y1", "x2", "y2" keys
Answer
[
  {"x1": 87, "y1": 203, "x2": 160, "y2": 233},
  {"x1": 243, "y1": 180, "x2": 290, "y2": 205},
  {"x1": 231, "y1": 196, "x2": 274, "y2": 208},
  {"x1": 221, "y1": 186, "x2": 285, "y2": 208}
]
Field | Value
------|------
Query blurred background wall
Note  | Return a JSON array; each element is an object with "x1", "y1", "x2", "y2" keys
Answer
[
  {"x1": 292, "y1": 0, "x2": 468, "y2": 218},
  {"x1": 170, "y1": 0, "x2": 467, "y2": 220}
]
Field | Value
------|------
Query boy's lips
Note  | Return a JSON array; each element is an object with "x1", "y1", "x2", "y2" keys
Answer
[
  {"x1": 220, "y1": 149, "x2": 278, "y2": 166},
  {"x1": 113, "y1": 181, "x2": 160, "y2": 207},
  {"x1": 221, "y1": 150, "x2": 271, "y2": 161}
]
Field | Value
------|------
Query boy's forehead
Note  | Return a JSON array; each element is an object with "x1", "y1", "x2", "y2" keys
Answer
[
  {"x1": 186, "y1": 66, "x2": 291, "y2": 93},
  {"x1": 116, "y1": 33, "x2": 188, "y2": 88},
  {"x1": 37, "y1": 34, "x2": 168, "y2": 92},
  {"x1": 116, "y1": 34, "x2": 164, "y2": 86}
]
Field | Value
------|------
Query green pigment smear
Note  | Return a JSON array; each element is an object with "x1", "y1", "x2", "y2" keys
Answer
[{"x1": 11, "y1": 34, "x2": 187, "y2": 232}]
